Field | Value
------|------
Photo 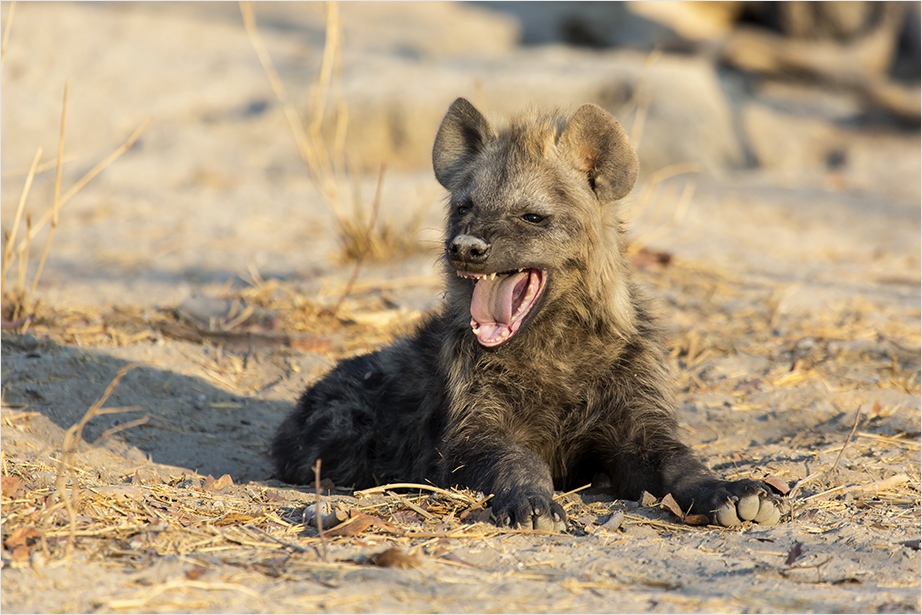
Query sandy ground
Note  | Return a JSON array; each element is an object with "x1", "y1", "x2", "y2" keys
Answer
[{"x1": 2, "y1": 3, "x2": 920, "y2": 613}]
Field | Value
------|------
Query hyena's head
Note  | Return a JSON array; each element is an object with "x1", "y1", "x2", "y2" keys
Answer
[{"x1": 432, "y1": 98, "x2": 639, "y2": 349}]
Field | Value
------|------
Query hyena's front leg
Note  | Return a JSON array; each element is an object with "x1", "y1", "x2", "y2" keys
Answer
[
  {"x1": 654, "y1": 443, "x2": 784, "y2": 526},
  {"x1": 441, "y1": 436, "x2": 567, "y2": 532}
]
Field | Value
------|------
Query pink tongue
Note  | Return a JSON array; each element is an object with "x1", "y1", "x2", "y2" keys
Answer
[{"x1": 470, "y1": 271, "x2": 528, "y2": 345}]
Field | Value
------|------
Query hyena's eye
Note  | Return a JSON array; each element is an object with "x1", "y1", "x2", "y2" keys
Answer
[
  {"x1": 455, "y1": 201, "x2": 471, "y2": 216},
  {"x1": 522, "y1": 213, "x2": 545, "y2": 224}
]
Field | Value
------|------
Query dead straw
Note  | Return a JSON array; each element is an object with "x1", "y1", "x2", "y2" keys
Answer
[
  {"x1": 1, "y1": 0, "x2": 15, "y2": 60},
  {"x1": 828, "y1": 405, "x2": 862, "y2": 477},
  {"x1": 2, "y1": 146, "x2": 42, "y2": 297},
  {"x1": 30, "y1": 81, "x2": 69, "y2": 299},
  {"x1": 355, "y1": 483, "x2": 480, "y2": 505},
  {"x1": 240, "y1": 2, "x2": 423, "y2": 264},
  {"x1": 239, "y1": 1, "x2": 342, "y2": 206},
  {"x1": 49, "y1": 364, "x2": 141, "y2": 557},
  {"x1": 329, "y1": 164, "x2": 386, "y2": 318},
  {"x1": 313, "y1": 459, "x2": 328, "y2": 561},
  {"x1": 804, "y1": 473, "x2": 911, "y2": 502},
  {"x1": 13, "y1": 116, "x2": 153, "y2": 258}
]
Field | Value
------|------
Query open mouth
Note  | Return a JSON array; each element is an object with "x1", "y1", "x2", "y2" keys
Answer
[{"x1": 456, "y1": 268, "x2": 547, "y2": 347}]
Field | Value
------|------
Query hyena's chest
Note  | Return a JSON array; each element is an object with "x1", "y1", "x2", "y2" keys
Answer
[{"x1": 453, "y1": 359, "x2": 597, "y2": 448}]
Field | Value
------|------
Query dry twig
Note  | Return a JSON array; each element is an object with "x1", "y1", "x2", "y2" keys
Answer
[
  {"x1": 829, "y1": 405, "x2": 862, "y2": 477},
  {"x1": 313, "y1": 459, "x2": 327, "y2": 561},
  {"x1": 49, "y1": 364, "x2": 141, "y2": 557}
]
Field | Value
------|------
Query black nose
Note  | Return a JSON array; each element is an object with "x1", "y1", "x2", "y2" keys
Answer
[{"x1": 449, "y1": 234, "x2": 491, "y2": 264}]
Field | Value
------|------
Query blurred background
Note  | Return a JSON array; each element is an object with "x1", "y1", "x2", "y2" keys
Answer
[{"x1": 1, "y1": 1, "x2": 919, "y2": 310}]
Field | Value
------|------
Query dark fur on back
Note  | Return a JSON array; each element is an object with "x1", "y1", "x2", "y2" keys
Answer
[{"x1": 272, "y1": 99, "x2": 782, "y2": 529}]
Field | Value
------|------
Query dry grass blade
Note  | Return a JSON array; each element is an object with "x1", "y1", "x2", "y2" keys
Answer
[
  {"x1": 2, "y1": 146, "x2": 42, "y2": 296},
  {"x1": 241, "y1": 2, "x2": 421, "y2": 264},
  {"x1": 15, "y1": 213, "x2": 31, "y2": 299},
  {"x1": 804, "y1": 474, "x2": 911, "y2": 501},
  {"x1": 239, "y1": 1, "x2": 313, "y2": 168},
  {"x1": 239, "y1": 0, "x2": 343, "y2": 205},
  {"x1": 386, "y1": 490, "x2": 436, "y2": 520},
  {"x1": 102, "y1": 578, "x2": 262, "y2": 610},
  {"x1": 30, "y1": 81, "x2": 69, "y2": 298},
  {"x1": 329, "y1": 164, "x2": 386, "y2": 317},
  {"x1": 1, "y1": 0, "x2": 15, "y2": 60},
  {"x1": 553, "y1": 483, "x2": 592, "y2": 501},
  {"x1": 307, "y1": 1, "x2": 340, "y2": 137},
  {"x1": 626, "y1": 48, "x2": 663, "y2": 150},
  {"x1": 355, "y1": 483, "x2": 479, "y2": 505},
  {"x1": 49, "y1": 363, "x2": 141, "y2": 557},
  {"x1": 92, "y1": 413, "x2": 149, "y2": 445},
  {"x1": 828, "y1": 405, "x2": 862, "y2": 477},
  {"x1": 0, "y1": 154, "x2": 77, "y2": 178},
  {"x1": 313, "y1": 458, "x2": 328, "y2": 561},
  {"x1": 14, "y1": 116, "x2": 153, "y2": 257}
]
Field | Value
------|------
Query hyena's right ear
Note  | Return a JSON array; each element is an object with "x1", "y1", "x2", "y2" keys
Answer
[
  {"x1": 559, "y1": 104, "x2": 638, "y2": 203},
  {"x1": 432, "y1": 98, "x2": 493, "y2": 191}
]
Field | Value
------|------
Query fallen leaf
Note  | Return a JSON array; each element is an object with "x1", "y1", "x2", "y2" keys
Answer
[
  {"x1": 684, "y1": 514, "x2": 711, "y2": 526},
  {"x1": 575, "y1": 514, "x2": 597, "y2": 528},
  {"x1": 256, "y1": 555, "x2": 293, "y2": 576},
  {"x1": 631, "y1": 247, "x2": 673, "y2": 269},
  {"x1": 639, "y1": 491, "x2": 657, "y2": 507},
  {"x1": 91, "y1": 485, "x2": 143, "y2": 500},
  {"x1": 290, "y1": 336, "x2": 332, "y2": 354},
  {"x1": 324, "y1": 511, "x2": 399, "y2": 537},
  {"x1": 763, "y1": 475, "x2": 791, "y2": 495},
  {"x1": 4, "y1": 527, "x2": 39, "y2": 550},
  {"x1": 185, "y1": 565, "x2": 208, "y2": 580},
  {"x1": 785, "y1": 541, "x2": 804, "y2": 566},
  {"x1": 431, "y1": 547, "x2": 478, "y2": 567},
  {"x1": 202, "y1": 474, "x2": 234, "y2": 491},
  {"x1": 659, "y1": 493, "x2": 685, "y2": 519},
  {"x1": 871, "y1": 400, "x2": 882, "y2": 417},
  {"x1": 390, "y1": 510, "x2": 421, "y2": 525},
  {"x1": 368, "y1": 547, "x2": 420, "y2": 569},
  {"x1": 11, "y1": 545, "x2": 29, "y2": 563},
  {"x1": 265, "y1": 489, "x2": 286, "y2": 503},
  {"x1": 2, "y1": 476, "x2": 24, "y2": 499},
  {"x1": 215, "y1": 513, "x2": 256, "y2": 526}
]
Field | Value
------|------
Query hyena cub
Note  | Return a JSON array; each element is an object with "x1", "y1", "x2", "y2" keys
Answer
[{"x1": 272, "y1": 98, "x2": 782, "y2": 530}]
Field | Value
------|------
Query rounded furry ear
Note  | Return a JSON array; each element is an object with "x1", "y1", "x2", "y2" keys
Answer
[
  {"x1": 432, "y1": 98, "x2": 493, "y2": 191},
  {"x1": 559, "y1": 104, "x2": 638, "y2": 202}
]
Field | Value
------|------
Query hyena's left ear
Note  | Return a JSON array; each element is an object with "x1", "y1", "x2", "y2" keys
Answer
[
  {"x1": 559, "y1": 104, "x2": 638, "y2": 202},
  {"x1": 432, "y1": 97, "x2": 493, "y2": 191}
]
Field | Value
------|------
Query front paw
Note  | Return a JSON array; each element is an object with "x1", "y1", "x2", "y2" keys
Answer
[
  {"x1": 491, "y1": 491, "x2": 567, "y2": 532},
  {"x1": 707, "y1": 479, "x2": 784, "y2": 527}
]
